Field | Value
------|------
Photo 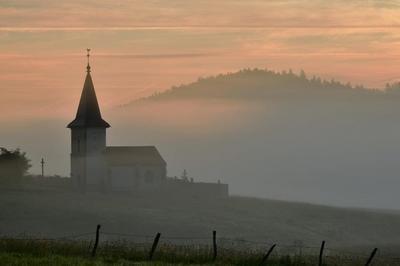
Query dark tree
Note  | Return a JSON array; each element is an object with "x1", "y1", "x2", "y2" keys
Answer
[{"x1": 0, "y1": 148, "x2": 31, "y2": 184}]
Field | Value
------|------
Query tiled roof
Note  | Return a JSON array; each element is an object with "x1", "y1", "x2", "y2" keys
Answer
[{"x1": 104, "y1": 146, "x2": 166, "y2": 166}]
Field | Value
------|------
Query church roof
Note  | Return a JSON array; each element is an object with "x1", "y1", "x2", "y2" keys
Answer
[
  {"x1": 67, "y1": 64, "x2": 110, "y2": 128},
  {"x1": 104, "y1": 146, "x2": 166, "y2": 166}
]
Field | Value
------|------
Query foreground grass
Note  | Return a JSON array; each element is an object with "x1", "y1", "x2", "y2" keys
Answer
[
  {"x1": 0, "y1": 252, "x2": 115, "y2": 266},
  {"x1": 0, "y1": 239, "x2": 398, "y2": 265},
  {"x1": 3, "y1": 189, "x2": 400, "y2": 250},
  {"x1": 0, "y1": 253, "x2": 204, "y2": 266},
  {"x1": 0, "y1": 252, "x2": 311, "y2": 266}
]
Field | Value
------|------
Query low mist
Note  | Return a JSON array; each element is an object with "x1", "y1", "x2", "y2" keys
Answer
[{"x1": 2, "y1": 69, "x2": 400, "y2": 210}]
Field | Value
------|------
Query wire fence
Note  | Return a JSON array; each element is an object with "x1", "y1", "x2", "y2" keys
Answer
[{"x1": 2, "y1": 227, "x2": 400, "y2": 264}]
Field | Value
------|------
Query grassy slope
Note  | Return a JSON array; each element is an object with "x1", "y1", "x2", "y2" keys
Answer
[
  {"x1": 1, "y1": 189, "x2": 400, "y2": 252},
  {"x1": 0, "y1": 252, "x2": 193, "y2": 266},
  {"x1": 0, "y1": 251, "x2": 358, "y2": 266},
  {"x1": 0, "y1": 252, "x2": 116, "y2": 266},
  {"x1": 0, "y1": 240, "x2": 392, "y2": 266}
]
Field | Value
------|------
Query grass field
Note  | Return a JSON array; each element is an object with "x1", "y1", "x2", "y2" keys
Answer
[
  {"x1": 0, "y1": 238, "x2": 399, "y2": 266},
  {"x1": 2, "y1": 188, "x2": 400, "y2": 265},
  {"x1": 2, "y1": 189, "x2": 400, "y2": 248}
]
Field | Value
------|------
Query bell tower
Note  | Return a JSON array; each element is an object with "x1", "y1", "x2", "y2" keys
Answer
[{"x1": 67, "y1": 49, "x2": 110, "y2": 190}]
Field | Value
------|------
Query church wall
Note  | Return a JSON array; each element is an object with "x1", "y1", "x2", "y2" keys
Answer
[
  {"x1": 136, "y1": 164, "x2": 166, "y2": 190},
  {"x1": 70, "y1": 128, "x2": 107, "y2": 189},
  {"x1": 108, "y1": 166, "x2": 136, "y2": 190},
  {"x1": 84, "y1": 128, "x2": 107, "y2": 187},
  {"x1": 71, "y1": 128, "x2": 86, "y2": 155},
  {"x1": 108, "y1": 164, "x2": 166, "y2": 191},
  {"x1": 85, "y1": 154, "x2": 107, "y2": 186},
  {"x1": 85, "y1": 128, "x2": 106, "y2": 154},
  {"x1": 70, "y1": 129, "x2": 86, "y2": 187}
]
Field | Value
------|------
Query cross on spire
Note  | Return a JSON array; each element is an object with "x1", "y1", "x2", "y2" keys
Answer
[{"x1": 86, "y1": 48, "x2": 91, "y2": 73}]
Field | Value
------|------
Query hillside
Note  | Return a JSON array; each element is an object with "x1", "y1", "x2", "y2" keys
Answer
[
  {"x1": 107, "y1": 69, "x2": 400, "y2": 210},
  {"x1": 1, "y1": 189, "x2": 400, "y2": 254},
  {"x1": 126, "y1": 69, "x2": 393, "y2": 104}
]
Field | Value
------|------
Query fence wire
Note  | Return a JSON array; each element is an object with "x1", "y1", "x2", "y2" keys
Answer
[{"x1": 2, "y1": 230, "x2": 400, "y2": 262}]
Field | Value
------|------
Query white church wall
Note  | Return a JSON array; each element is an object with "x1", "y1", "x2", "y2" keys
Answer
[
  {"x1": 70, "y1": 128, "x2": 107, "y2": 188},
  {"x1": 70, "y1": 128, "x2": 86, "y2": 186},
  {"x1": 86, "y1": 128, "x2": 106, "y2": 154},
  {"x1": 70, "y1": 128, "x2": 87, "y2": 160},
  {"x1": 109, "y1": 166, "x2": 136, "y2": 190},
  {"x1": 108, "y1": 165, "x2": 166, "y2": 191},
  {"x1": 139, "y1": 165, "x2": 164, "y2": 188},
  {"x1": 85, "y1": 154, "x2": 106, "y2": 186}
]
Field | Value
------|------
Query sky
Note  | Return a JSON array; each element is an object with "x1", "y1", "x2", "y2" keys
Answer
[
  {"x1": 1, "y1": 0, "x2": 400, "y2": 121},
  {"x1": 2, "y1": 1, "x2": 400, "y2": 209}
]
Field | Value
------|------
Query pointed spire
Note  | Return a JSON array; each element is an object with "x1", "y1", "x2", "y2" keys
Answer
[
  {"x1": 67, "y1": 50, "x2": 110, "y2": 128},
  {"x1": 86, "y1": 48, "x2": 91, "y2": 73}
]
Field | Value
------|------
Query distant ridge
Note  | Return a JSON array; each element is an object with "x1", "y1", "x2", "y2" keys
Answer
[{"x1": 121, "y1": 68, "x2": 400, "y2": 107}]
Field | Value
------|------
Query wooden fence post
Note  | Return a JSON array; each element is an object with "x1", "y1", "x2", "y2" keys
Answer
[
  {"x1": 318, "y1": 241, "x2": 325, "y2": 266},
  {"x1": 149, "y1": 232, "x2": 161, "y2": 260},
  {"x1": 212, "y1": 230, "x2": 217, "y2": 261},
  {"x1": 365, "y1": 248, "x2": 378, "y2": 266},
  {"x1": 259, "y1": 244, "x2": 276, "y2": 265},
  {"x1": 91, "y1": 224, "x2": 101, "y2": 257}
]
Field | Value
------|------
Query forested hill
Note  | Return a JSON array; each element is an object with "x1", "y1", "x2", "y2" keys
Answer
[{"x1": 126, "y1": 69, "x2": 400, "y2": 105}]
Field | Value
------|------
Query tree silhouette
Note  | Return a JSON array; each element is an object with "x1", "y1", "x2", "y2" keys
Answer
[{"x1": 0, "y1": 148, "x2": 31, "y2": 184}]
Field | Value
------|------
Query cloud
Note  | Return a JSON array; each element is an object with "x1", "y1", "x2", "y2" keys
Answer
[
  {"x1": 98, "y1": 52, "x2": 219, "y2": 59},
  {"x1": 1, "y1": 0, "x2": 400, "y2": 121},
  {"x1": 2, "y1": 25, "x2": 400, "y2": 33},
  {"x1": 1, "y1": 1, "x2": 400, "y2": 29},
  {"x1": 0, "y1": 52, "x2": 218, "y2": 59}
]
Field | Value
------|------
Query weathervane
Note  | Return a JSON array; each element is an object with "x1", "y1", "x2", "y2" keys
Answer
[{"x1": 86, "y1": 48, "x2": 91, "y2": 73}]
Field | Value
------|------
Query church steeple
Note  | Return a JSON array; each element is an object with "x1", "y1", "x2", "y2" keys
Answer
[
  {"x1": 67, "y1": 49, "x2": 110, "y2": 128},
  {"x1": 86, "y1": 48, "x2": 91, "y2": 74}
]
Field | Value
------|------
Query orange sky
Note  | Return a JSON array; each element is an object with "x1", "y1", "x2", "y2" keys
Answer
[{"x1": 1, "y1": 0, "x2": 400, "y2": 121}]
